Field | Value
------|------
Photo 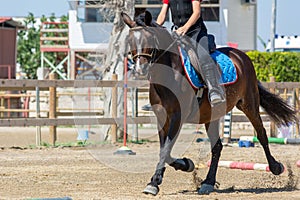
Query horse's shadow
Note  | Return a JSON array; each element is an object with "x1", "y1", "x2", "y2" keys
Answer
[
  {"x1": 176, "y1": 186, "x2": 299, "y2": 196},
  {"x1": 214, "y1": 186, "x2": 299, "y2": 194}
]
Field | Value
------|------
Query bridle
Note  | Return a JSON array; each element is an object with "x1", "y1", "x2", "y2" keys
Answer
[
  {"x1": 131, "y1": 48, "x2": 157, "y2": 63},
  {"x1": 128, "y1": 26, "x2": 181, "y2": 76},
  {"x1": 129, "y1": 26, "x2": 159, "y2": 65}
]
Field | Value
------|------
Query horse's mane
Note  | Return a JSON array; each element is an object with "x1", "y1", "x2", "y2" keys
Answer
[
  {"x1": 134, "y1": 12, "x2": 174, "y2": 45},
  {"x1": 134, "y1": 11, "x2": 160, "y2": 27},
  {"x1": 133, "y1": 11, "x2": 181, "y2": 64}
]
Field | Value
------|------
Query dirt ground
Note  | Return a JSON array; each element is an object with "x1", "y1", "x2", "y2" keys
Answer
[{"x1": 0, "y1": 126, "x2": 300, "y2": 200}]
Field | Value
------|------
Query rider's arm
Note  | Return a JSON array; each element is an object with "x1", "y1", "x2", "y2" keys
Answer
[
  {"x1": 176, "y1": 0, "x2": 201, "y2": 35},
  {"x1": 157, "y1": 3, "x2": 169, "y2": 25}
]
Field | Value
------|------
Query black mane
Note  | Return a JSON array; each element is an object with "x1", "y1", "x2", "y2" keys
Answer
[{"x1": 134, "y1": 11, "x2": 160, "y2": 27}]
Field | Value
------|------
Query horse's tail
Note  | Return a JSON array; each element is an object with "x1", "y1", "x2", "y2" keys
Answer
[{"x1": 258, "y1": 82, "x2": 298, "y2": 126}]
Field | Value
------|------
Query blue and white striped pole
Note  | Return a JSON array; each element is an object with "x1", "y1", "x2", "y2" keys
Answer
[{"x1": 223, "y1": 111, "x2": 232, "y2": 143}]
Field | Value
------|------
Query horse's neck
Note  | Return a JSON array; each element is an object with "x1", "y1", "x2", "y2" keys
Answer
[
  {"x1": 152, "y1": 30, "x2": 184, "y2": 73},
  {"x1": 155, "y1": 48, "x2": 183, "y2": 74},
  {"x1": 150, "y1": 52, "x2": 185, "y2": 105}
]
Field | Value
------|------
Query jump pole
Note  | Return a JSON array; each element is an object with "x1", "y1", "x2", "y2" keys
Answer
[
  {"x1": 114, "y1": 57, "x2": 136, "y2": 155},
  {"x1": 207, "y1": 160, "x2": 276, "y2": 172},
  {"x1": 223, "y1": 111, "x2": 232, "y2": 144},
  {"x1": 240, "y1": 136, "x2": 300, "y2": 145}
]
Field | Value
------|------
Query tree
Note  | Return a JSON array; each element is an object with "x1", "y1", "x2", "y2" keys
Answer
[
  {"x1": 17, "y1": 13, "x2": 68, "y2": 79},
  {"x1": 17, "y1": 13, "x2": 44, "y2": 79}
]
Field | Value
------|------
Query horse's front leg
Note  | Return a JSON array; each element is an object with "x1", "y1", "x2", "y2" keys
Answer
[
  {"x1": 142, "y1": 135, "x2": 175, "y2": 195},
  {"x1": 198, "y1": 119, "x2": 223, "y2": 195},
  {"x1": 143, "y1": 112, "x2": 191, "y2": 195}
]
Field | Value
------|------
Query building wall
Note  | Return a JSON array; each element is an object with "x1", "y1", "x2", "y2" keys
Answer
[
  {"x1": 68, "y1": 0, "x2": 257, "y2": 52},
  {"x1": 0, "y1": 27, "x2": 16, "y2": 78},
  {"x1": 69, "y1": 10, "x2": 112, "y2": 53},
  {"x1": 225, "y1": 0, "x2": 257, "y2": 50}
]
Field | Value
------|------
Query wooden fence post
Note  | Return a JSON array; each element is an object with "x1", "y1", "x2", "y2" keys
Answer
[
  {"x1": 49, "y1": 73, "x2": 57, "y2": 146},
  {"x1": 111, "y1": 73, "x2": 118, "y2": 143},
  {"x1": 35, "y1": 86, "x2": 41, "y2": 146},
  {"x1": 0, "y1": 97, "x2": 4, "y2": 118},
  {"x1": 269, "y1": 76, "x2": 277, "y2": 137}
]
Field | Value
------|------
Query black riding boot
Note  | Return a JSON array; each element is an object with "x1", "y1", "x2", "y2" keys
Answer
[
  {"x1": 201, "y1": 62, "x2": 225, "y2": 106},
  {"x1": 197, "y1": 36, "x2": 225, "y2": 106}
]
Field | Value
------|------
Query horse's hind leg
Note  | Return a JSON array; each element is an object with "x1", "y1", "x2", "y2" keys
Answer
[
  {"x1": 198, "y1": 119, "x2": 223, "y2": 195},
  {"x1": 237, "y1": 98, "x2": 284, "y2": 175}
]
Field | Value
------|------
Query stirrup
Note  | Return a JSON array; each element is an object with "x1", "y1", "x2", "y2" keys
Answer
[{"x1": 209, "y1": 92, "x2": 225, "y2": 106}]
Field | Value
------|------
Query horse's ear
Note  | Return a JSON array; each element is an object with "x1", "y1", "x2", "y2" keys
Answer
[
  {"x1": 121, "y1": 12, "x2": 136, "y2": 28},
  {"x1": 144, "y1": 10, "x2": 152, "y2": 26}
]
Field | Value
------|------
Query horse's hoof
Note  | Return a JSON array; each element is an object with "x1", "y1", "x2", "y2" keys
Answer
[
  {"x1": 143, "y1": 184, "x2": 159, "y2": 196},
  {"x1": 271, "y1": 162, "x2": 285, "y2": 175},
  {"x1": 198, "y1": 183, "x2": 214, "y2": 195},
  {"x1": 185, "y1": 158, "x2": 195, "y2": 172},
  {"x1": 170, "y1": 158, "x2": 194, "y2": 172}
]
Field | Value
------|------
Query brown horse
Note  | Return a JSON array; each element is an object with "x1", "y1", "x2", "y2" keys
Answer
[{"x1": 122, "y1": 11, "x2": 297, "y2": 195}]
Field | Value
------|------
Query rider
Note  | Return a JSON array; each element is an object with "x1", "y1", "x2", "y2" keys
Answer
[{"x1": 156, "y1": 0, "x2": 225, "y2": 106}]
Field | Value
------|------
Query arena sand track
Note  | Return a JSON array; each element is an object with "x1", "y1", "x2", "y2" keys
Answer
[{"x1": 0, "y1": 127, "x2": 300, "y2": 199}]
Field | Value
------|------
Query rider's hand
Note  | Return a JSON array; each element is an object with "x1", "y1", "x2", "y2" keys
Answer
[{"x1": 175, "y1": 26, "x2": 188, "y2": 36}]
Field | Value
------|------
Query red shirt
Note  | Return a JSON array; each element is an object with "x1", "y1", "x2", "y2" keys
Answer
[{"x1": 163, "y1": 0, "x2": 202, "y2": 4}]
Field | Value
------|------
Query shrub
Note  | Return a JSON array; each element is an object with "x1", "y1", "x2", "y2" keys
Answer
[{"x1": 246, "y1": 51, "x2": 300, "y2": 82}]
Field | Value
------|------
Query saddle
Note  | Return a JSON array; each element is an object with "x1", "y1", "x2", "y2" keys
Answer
[
  {"x1": 177, "y1": 34, "x2": 238, "y2": 90},
  {"x1": 180, "y1": 34, "x2": 216, "y2": 74}
]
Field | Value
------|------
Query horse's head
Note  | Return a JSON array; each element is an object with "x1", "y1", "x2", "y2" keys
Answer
[{"x1": 122, "y1": 11, "x2": 167, "y2": 76}]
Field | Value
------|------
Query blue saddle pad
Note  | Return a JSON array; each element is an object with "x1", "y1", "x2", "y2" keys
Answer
[{"x1": 180, "y1": 48, "x2": 237, "y2": 89}]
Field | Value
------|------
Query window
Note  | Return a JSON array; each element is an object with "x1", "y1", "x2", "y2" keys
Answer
[
  {"x1": 135, "y1": 0, "x2": 162, "y2": 4},
  {"x1": 135, "y1": 0, "x2": 169, "y2": 21},
  {"x1": 75, "y1": 0, "x2": 175, "y2": 23},
  {"x1": 135, "y1": 0, "x2": 219, "y2": 22},
  {"x1": 74, "y1": 0, "x2": 220, "y2": 23},
  {"x1": 201, "y1": 0, "x2": 220, "y2": 22},
  {"x1": 77, "y1": 1, "x2": 115, "y2": 23}
]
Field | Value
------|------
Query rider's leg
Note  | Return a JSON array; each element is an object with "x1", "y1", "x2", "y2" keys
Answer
[{"x1": 189, "y1": 32, "x2": 225, "y2": 106}]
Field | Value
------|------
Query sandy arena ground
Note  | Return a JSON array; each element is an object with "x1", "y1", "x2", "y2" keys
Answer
[{"x1": 0, "y1": 126, "x2": 300, "y2": 200}]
